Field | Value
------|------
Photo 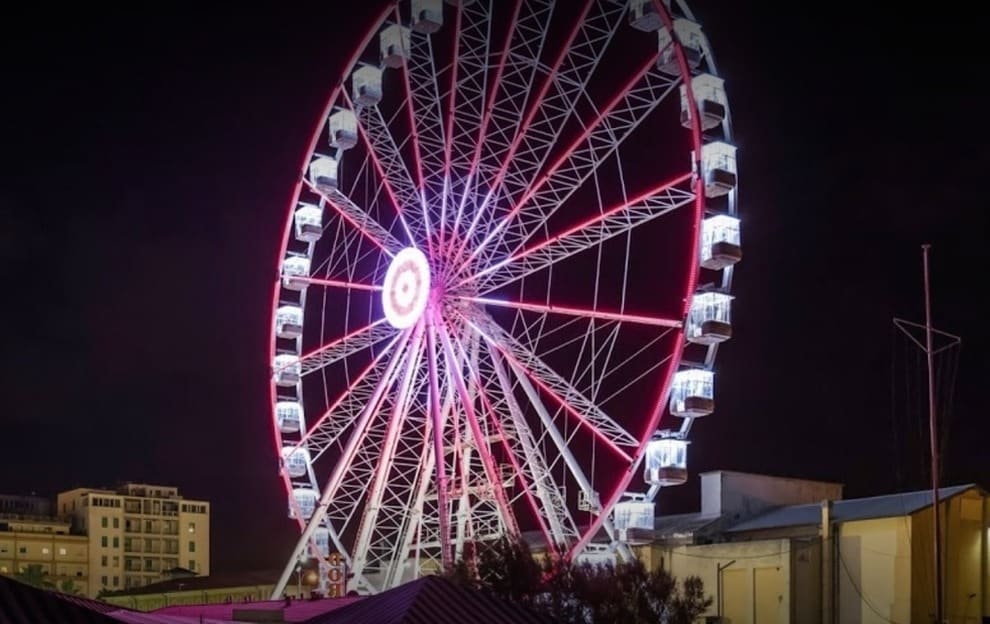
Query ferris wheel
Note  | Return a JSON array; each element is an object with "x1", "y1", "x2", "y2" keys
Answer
[{"x1": 267, "y1": 0, "x2": 740, "y2": 596}]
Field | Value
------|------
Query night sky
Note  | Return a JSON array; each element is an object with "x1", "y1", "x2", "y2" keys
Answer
[{"x1": 2, "y1": 3, "x2": 987, "y2": 573}]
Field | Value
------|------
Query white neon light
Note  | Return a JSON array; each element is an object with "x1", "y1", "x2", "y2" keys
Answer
[{"x1": 381, "y1": 247, "x2": 430, "y2": 330}]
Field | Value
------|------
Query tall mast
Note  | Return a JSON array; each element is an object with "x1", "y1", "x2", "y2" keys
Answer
[{"x1": 922, "y1": 244, "x2": 942, "y2": 624}]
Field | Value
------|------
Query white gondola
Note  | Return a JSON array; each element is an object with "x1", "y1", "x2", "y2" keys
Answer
[
  {"x1": 700, "y1": 214, "x2": 742, "y2": 270},
  {"x1": 411, "y1": 0, "x2": 443, "y2": 34},
  {"x1": 289, "y1": 487, "x2": 318, "y2": 520},
  {"x1": 328, "y1": 109, "x2": 358, "y2": 150},
  {"x1": 308, "y1": 156, "x2": 338, "y2": 194},
  {"x1": 686, "y1": 292, "x2": 732, "y2": 345},
  {"x1": 628, "y1": 0, "x2": 662, "y2": 32},
  {"x1": 281, "y1": 254, "x2": 311, "y2": 291},
  {"x1": 275, "y1": 401, "x2": 303, "y2": 434},
  {"x1": 281, "y1": 445, "x2": 311, "y2": 479},
  {"x1": 294, "y1": 203, "x2": 324, "y2": 244},
  {"x1": 669, "y1": 369, "x2": 714, "y2": 417},
  {"x1": 273, "y1": 354, "x2": 301, "y2": 387},
  {"x1": 312, "y1": 527, "x2": 331, "y2": 558},
  {"x1": 613, "y1": 500, "x2": 654, "y2": 530},
  {"x1": 644, "y1": 437, "x2": 689, "y2": 486},
  {"x1": 352, "y1": 65, "x2": 383, "y2": 106},
  {"x1": 657, "y1": 19, "x2": 705, "y2": 75},
  {"x1": 681, "y1": 73, "x2": 727, "y2": 131},
  {"x1": 380, "y1": 24, "x2": 411, "y2": 68},
  {"x1": 275, "y1": 305, "x2": 304, "y2": 340},
  {"x1": 697, "y1": 141, "x2": 737, "y2": 198}
]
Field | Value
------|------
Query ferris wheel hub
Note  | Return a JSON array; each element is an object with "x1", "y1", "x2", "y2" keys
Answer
[{"x1": 382, "y1": 246, "x2": 431, "y2": 329}]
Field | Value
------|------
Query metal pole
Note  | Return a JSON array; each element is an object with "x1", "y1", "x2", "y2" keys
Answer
[{"x1": 922, "y1": 244, "x2": 942, "y2": 624}]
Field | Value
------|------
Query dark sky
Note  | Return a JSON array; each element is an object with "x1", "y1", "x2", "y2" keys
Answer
[{"x1": 1, "y1": 3, "x2": 986, "y2": 573}]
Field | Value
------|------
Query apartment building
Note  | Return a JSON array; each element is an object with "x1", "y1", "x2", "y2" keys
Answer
[
  {"x1": 57, "y1": 483, "x2": 209, "y2": 596},
  {"x1": 0, "y1": 514, "x2": 89, "y2": 595}
]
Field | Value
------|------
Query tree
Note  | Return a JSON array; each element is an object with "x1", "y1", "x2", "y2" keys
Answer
[
  {"x1": 13, "y1": 564, "x2": 55, "y2": 590},
  {"x1": 444, "y1": 537, "x2": 712, "y2": 624},
  {"x1": 58, "y1": 578, "x2": 82, "y2": 595}
]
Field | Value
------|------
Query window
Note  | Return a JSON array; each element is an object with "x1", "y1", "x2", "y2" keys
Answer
[
  {"x1": 101, "y1": 536, "x2": 108, "y2": 548},
  {"x1": 41, "y1": 547, "x2": 49, "y2": 555},
  {"x1": 0, "y1": 566, "x2": 6, "y2": 574},
  {"x1": 113, "y1": 576, "x2": 119, "y2": 587},
  {"x1": 101, "y1": 517, "x2": 108, "y2": 528},
  {"x1": 113, "y1": 518, "x2": 119, "y2": 529},
  {"x1": 188, "y1": 560, "x2": 195, "y2": 571},
  {"x1": 19, "y1": 547, "x2": 26, "y2": 554},
  {"x1": 101, "y1": 575, "x2": 108, "y2": 587},
  {"x1": 188, "y1": 541, "x2": 195, "y2": 553},
  {"x1": 112, "y1": 537, "x2": 119, "y2": 548},
  {"x1": 187, "y1": 522, "x2": 195, "y2": 534},
  {"x1": 101, "y1": 556, "x2": 108, "y2": 566},
  {"x1": 58, "y1": 547, "x2": 67, "y2": 556}
]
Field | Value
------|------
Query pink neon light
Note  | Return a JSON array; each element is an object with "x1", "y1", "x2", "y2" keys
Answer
[
  {"x1": 302, "y1": 178, "x2": 396, "y2": 257},
  {"x1": 437, "y1": 324, "x2": 520, "y2": 538},
  {"x1": 466, "y1": 349, "x2": 559, "y2": 557},
  {"x1": 437, "y1": 4, "x2": 463, "y2": 249},
  {"x1": 294, "y1": 333, "x2": 402, "y2": 450},
  {"x1": 466, "y1": 46, "x2": 663, "y2": 267},
  {"x1": 566, "y1": 0, "x2": 703, "y2": 562},
  {"x1": 339, "y1": 90, "x2": 417, "y2": 248},
  {"x1": 395, "y1": 6, "x2": 435, "y2": 262},
  {"x1": 471, "y1": 321, "x2": 633, "y2": 464},
  {"x1": 424, "y1": 318, "x2": 452, "y2": 569},
  {"x1": 452, "y1": 1, "x2": 595, "y2": 266},
  {"x1": 463, "y1": 296, "x2": 682, "y2": 329},
  {"x1": 296, "y1": 319, "x2": 386, "y2": 369},
  {"x1": 267, "y1": 3, "x2": 395, "y2": 535},
  {"x1": 292, "y1": 276, "x2": 383, "y2": 292},
  {"x1": 449, "y1": 0, "x2": 523, "y2": 247},
  {"x1": 458, "y1": 171, "x2": 693, "y2": 288}
]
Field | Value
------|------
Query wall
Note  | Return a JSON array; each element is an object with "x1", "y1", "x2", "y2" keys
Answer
[
  {"x1": 701, "y1": 472, "x2": 843, "y2": 519},
  {"x1": 836, "y1": 516, "x2": 912, "y2": 624},
  {"x1": 911, "y1": 491, "x2": 987, "y2": 624},
  {"x1": 790, "y1": 538, "x2": 821, "y2": 624},
  {"x1": 660, "y1": 538, "x2": 791, "y2": 623}
]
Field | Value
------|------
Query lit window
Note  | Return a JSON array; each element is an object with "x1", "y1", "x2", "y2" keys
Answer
[
  {"x1": 188, "y1": 522, "x2": 195, "y2": 533},
  {"x1": 41, "y1": 547, "x2": 49, "y2": 555},
  {"x1": 58, "y1": 548, "x2": 67, "y2": 556},
  {"x1": 0, "y1": 566, "x2": 6, "y2": 574}
]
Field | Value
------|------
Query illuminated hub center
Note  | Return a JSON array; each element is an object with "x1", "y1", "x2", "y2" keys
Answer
[{"x1": 382, "y1": 247, "x2": 431, "y2": 329}]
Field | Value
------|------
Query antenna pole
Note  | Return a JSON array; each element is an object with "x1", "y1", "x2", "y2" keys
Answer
[{"x1": 922, "y1": 243, "x2": 942, "y2": 624}]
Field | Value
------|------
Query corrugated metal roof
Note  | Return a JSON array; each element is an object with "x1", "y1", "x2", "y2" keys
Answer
[
  {"x1": 728, "y1": 484, "x2": 977, "y2": 533},
  {"x1": 306, "y1": 575, "x2": 553, "y2": 624},
  {"x1": 0, "y1": 575, "x2": 121, "y2": 624}
]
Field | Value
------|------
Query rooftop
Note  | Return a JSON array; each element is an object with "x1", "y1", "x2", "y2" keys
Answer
[{"x1": 728, "y1": 484, "x2": 978, "y2": 533}]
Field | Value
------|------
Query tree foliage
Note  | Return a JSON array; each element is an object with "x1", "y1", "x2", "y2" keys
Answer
[
  {"x1": 443, "y1": 537, "x2": 712, "y2": 624},
  {"x1": 13, "y1": 564, "x2": 55, "y2": 590}
]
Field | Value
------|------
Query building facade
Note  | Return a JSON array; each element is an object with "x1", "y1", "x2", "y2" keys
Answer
[
  {"x1": 57, "y1": 483, "x2": 210, "y2": 597},
  {"x1": 625, "y1": 471, "x2": 989, "y2": 624},
  {"x1": 0, "y1": 515, "x2": 90, "y2": 595}
]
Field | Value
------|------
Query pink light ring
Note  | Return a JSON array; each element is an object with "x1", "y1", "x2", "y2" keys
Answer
[
  {"x1": 267, "y1": 5, "x2": 394, "y2": 522},
  {"x1": 567, "y1": 0, "x2": 706, "y2": 562}
]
